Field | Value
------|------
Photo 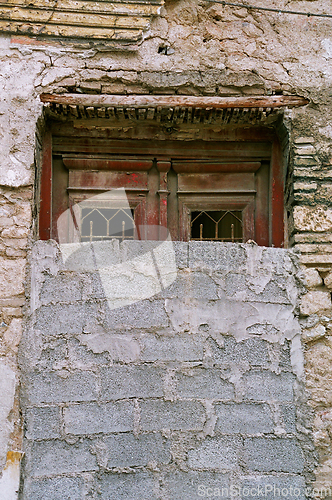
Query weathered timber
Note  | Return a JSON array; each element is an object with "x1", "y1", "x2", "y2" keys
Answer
[{"x1": 41, "y1": 94, "x2": 309, "y2": 109}]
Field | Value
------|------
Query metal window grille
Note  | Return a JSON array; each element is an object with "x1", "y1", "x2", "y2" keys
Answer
[
  {"x1": 81, "y1": 207, "x2": 135, "y2": 242},
  {"x1": 190, "y1": 210, "x2": 243, "y2": 242}
]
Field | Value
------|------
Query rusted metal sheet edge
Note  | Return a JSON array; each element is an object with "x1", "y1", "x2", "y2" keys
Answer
[{"x1": 40, "y1": 94, "x2": 310, "y2": 109}]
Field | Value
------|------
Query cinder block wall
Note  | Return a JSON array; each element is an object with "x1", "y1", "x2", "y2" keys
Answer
[{"x1": 19, "y1": 240, "x2": 314, "y2": 499}]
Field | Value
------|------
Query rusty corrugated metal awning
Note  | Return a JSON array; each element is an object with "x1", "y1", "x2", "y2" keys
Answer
[
  {"x1": 0, "y1": 0, "x2": 163, "y2": 45},
  {"x1": 41, "y1": 93, "x2": 309, "y2": 125}
]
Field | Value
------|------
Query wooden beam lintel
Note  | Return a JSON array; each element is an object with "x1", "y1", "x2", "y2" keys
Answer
[{"x1": 41, "y1": 93, "x2": 309, "y2": 109}]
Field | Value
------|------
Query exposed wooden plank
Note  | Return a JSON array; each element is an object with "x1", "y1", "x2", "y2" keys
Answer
[
  {"x1": 0, "y1": 0, "x2": 161, "y2": 16},
  {"x1": 62, "y1": 156, "x2": 154, "y2": 170},
  {"x1": 0, "y1": 20, "x2": 142, "y2": 40},
  {"x1": 177, "y1": 173, "x2": 255, "y2": 193},
  {"x1": 172, "y1": 161, "x2": 262, "y2": 173},
  {"x1": 0, "y1": 8, "x2": 149, "y2": 29},
  {"x1": 68, "y1": 170, "x2": 148, "y2": 190},
  {"x1": 39, "y1": 128, "x2": 52, "y2": 240},
  {"x1": 41, "y1": 93, "x2": 309, "y2": 109},
  {"x1": 50, "y1": 121, "x2": 276, "y2": 142},
  {"x1": 255, "y1": 163, "x2": 270, "y2": 246},
  {"x1": 271, "y1": 138, "x2": 285, "y2": 247},
  {"x1": 53, "y1": 138, "x2": 272, "y2": 159}
]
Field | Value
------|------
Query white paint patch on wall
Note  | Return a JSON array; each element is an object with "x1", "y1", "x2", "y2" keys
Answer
[
  {"x1": 0, "y1": 362, "x2": 16, "y2": 470},
  {"x1": 0, "y1": 452, "x2": 23, "y2": 500},
  {"x1": 321, "y1": 38, "x2": 332, "y2": 59}
]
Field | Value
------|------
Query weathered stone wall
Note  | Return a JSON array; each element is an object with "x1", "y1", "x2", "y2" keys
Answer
[
  {"x1": 18, "y1": 240, "x2": 314, "y2": 499},
  {"x1": 0, "y1": 0, "x2": 332, "y2": 496}
]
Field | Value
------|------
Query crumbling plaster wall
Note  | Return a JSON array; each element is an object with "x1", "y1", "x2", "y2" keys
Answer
[{"x1": 0, "y1": 0, "x2": 332, "y2": 495}]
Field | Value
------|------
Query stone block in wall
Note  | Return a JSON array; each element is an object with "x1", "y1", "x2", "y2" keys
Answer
[
  {"x1": 100, "y1": 365, "x2": 165, "y2": 400},
  {"x1": 294, "y1": 206, "x2": 332, "y2": 232},
  {"x1": 104, "y1": 433, "x2": 170, "y2": 468},
  {"x1": 305, "y1": 342, "x2": 332, "y2": 408},
  {"x1": 24, "y1": 476, "x2": 85, "y2": 500},
  {"x1": 300, "y1": 291, "x2": 332, "y2": 315},
  {"x1": 0, "y1": 257, "x2": 25, "y2": 297},
  {"x1": 25, "y1": 371, "x2": 98, "y2": 404},
  {"x1": 176, "y1": 369, "x2": 235, "y2": 400},
  {"x1": 164, "y1": 471, "x2": 230, "y2": 500},
  {"x1": 244, "y1": 437, "x2": 304, "y2": 473},
  {"x1": 303, "y1": 267, "x2": 323, "y2": 287},
  {"x1": 140, "y1": 400, "x2": 206, "y2": 431},
  {"x1": 30, "y1": 440, "x2": 98, "y2": 477},
  {"x1": 302, "y1": 323, "x2": 326, "y2": 343},
  {"x1": 324, "y1": 271, "x2": 332, "y2": 289},
  {"x1": 25, "y1": 406, "x2": 61, "y2": 440},
  {"x1": 242, "y1": 371, "x2": 295, "y2": 402},
  {"x1": 215, "y1": 403, "x2": 274, "y2": 434},
  {"x1": 188, "y1": 436, "x2": 242, "y2": 471},
  {"x1": 64, "y1": 401, "x2": 134, "y2": 435},
  {"x1": 99, "y1": 472, "x2": 157, "y2": 500}
]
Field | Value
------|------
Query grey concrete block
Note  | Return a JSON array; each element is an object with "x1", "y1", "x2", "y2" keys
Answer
[
  {"x1": 24, "y1": 476, "x2": 84, "y2": 500},
  {"x1": 81, "y1": 272, "x2": 106, "y2": 300},
  {"x1": 140, "y1": 399, "x2": 205, "y2": 431},
  {"x1": 36, "y1": 338, "x2": 67, "y2": 370},
  {"x1": 35, "y1": 303, "x2": 86, "y2": 335},
  {"x1": 246, "y1": 277, "x2": 291, "y2": 304},
  {"x1": 67, "y1": 337, "x2": 110, "y2": 367},
  {"x1": 25, "y1": 406, "x2": 61, "y2": 440},
  {"x1": 176, "y1": 369, "x2": 234, "y2": 400},
  {"x1": 40, "y1": 274, "x2": 82, "y2": 305},
  {"x1": 105, "y1": 432, "x2": 170, "y2": 467},
  {"x1": 209, "y1": 337, "x2": 270, "y2": 367},
  {"x1": 239, "y1": 475, "x2": 306, "y2": 500},
  {"x1": 188, "y1": 436, "x2": 242, "y2": 471},
  {"x1": 243, "y1": 371, "x2": 295, "y2": 402},
  {"x1": 161, "y1": 271, "x2": 218, "y2": 300},
  {"x1": 30, "y1": 440, "x2": 98, "y2": 477},
  {"x1": 282, "y1": 403, "x2": 297, "y2": 433},
  {"x1": 64, "y1": 401, "x2": 134, "y2": 435},
  {"x1": 104, "y1": 299, "x2": 169, "y2": 329},
  {"x1": 26, "y1": 371, "x2": 98, "y2": 404},
  {"x1": 101, "y1": 365, "x2": 165, "y2": 400},
  {"x1": 120, "y1": 239, "x2": 162, "y2": 262},
  {"x1": 172, "y1": 241, "x2": 189, "y2": 269},
  {"x1": 224, "y1": 273, "x2": 247, "y2": 299},
  {"x1": 164, "y1": 471, "x2": 230, "y2": 500},
  {"x1": 99, "y1": 472, "x2": 158, "y2": 499},
  {"x1": 244, "y1": 438, "x2": 305, "y2": 473},
  {"x1": 189, "y1": 242, "x2": 247, "y2": 272},
  {"x1": 140, "y1": 333, "x2": 204, "y2": 362},
  {"x1": 63, "y1": 239, "x2": 120, "y2": 272},
  {"x1": 279, "y1": 341, "x2": 292, "y2": 370},
  {"x1": 215, "y1": 403, "x2": 274, "y2": 434}
]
